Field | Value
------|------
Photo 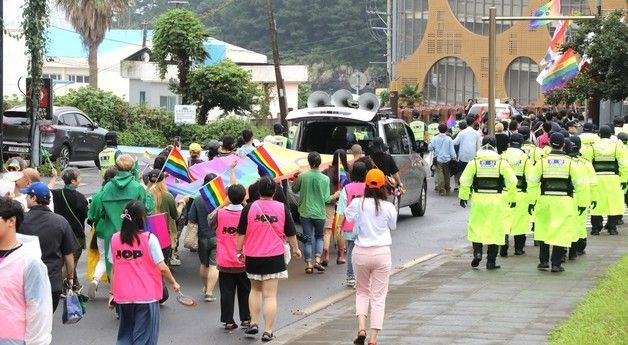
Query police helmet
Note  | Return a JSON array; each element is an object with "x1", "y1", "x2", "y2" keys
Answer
[
  {"x1": 617, "y1": 132, "x2": 628, "y2": 144},
  {"x1": 105, "y1": 131, "x2": 118, "y2": 146},
  {"x1": 563, "y1": 138, "x2": 573, "y2": 153},
  {"x1": 550, "y1": 133, "x2": 565, "y2": 148},
  {"x1": 598, "y1": 125, "x2": 612, "y2": 139},
  {"x1": 273, "y1": 123, "x2": 284, "y2": 135},
  {"x1": 583, "y1": 123, "x2": 594, "y2": 133},
  {"x1": 569, "y1": 135, "x2": 582, "y2": 150},
  {"x1": 613, "y1": 116, "x2": 624, "y2": 127},
  {"x1": 509, "y1": 133, "x2": 524, "y2": 147},
  {"x1": 482, "y1": 135, "x2": 496, "y2": 149}
]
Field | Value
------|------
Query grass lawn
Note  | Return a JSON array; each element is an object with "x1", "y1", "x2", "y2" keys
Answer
[{"x1": 549, "y1": 254, "x2": 628, "y2": 345}]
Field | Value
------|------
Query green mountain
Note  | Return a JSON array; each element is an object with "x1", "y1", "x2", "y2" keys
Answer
[{"x1": 123, "y1": 0, "x2": 387, "y2": 91}]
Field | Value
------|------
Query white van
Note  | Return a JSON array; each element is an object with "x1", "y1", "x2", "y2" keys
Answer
[{"x1": 286, "y1": 90, "x2": 428, "y2": 216}]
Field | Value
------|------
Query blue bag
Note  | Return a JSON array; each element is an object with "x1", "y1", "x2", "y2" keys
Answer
[{"x1": 62, "y1": 290, "x2": 84, "y2": 324}]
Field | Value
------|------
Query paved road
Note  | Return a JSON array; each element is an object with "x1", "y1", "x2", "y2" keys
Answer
[{"x1": 48, "y1": 175, "x2": 470, "y2": 345}]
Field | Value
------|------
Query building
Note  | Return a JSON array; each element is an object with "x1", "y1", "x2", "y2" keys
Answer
[{"x1": 392, "y1": 0, "x2": 627, "y2": 116}]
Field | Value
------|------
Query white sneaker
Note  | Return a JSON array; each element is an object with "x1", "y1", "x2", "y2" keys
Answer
[
  {"x1": 87, "y1": 279, "x2": 98, "y2": 300},
  {"x1": 170, "y1": 257, "x2": 181, "y2": 266},
  {"x1": 345, "y1": 277, "x2": 356, "y2": 289}
]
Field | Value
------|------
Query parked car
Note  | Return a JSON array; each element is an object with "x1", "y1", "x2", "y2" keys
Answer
[
  {"x1": 2, "y1": 105, "x2": 108, "y2": 168},
  {"x1": 287, "y1": 93, "x2": 429, "y2": 217}
]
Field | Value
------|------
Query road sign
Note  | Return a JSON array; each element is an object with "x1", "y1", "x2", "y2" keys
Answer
[{"x1": 174, "y1": 105, "x2": 197, "y2": 124}]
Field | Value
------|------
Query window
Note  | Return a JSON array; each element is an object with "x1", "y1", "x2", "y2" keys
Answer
[
  {"x1": 75, "y1": 114, "x2": 92, "y2": 128},
  {"x1": 68, "y1": 75, "x2": 89, "y2": 83},
  {"x1": 160, "y1": 95, "x2": 177, "y2": 112},
  {"x1": 384, "y1": 122, "x2": 411, "y2": 155},
  {"x1": 423, "y1": 57, "x2": 479, "y2": 105},
  {"x1": 42, "y1": 73, "x2": 61, "y2": 80},
  {"x1": 139, "y1": 91, "x2": 146, "y2": 105},
  {"x1": 58, "y1": 114, "x2": 78, "y2": 126}
]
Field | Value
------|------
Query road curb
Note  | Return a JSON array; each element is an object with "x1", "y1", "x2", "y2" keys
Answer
[{"x1": 274, "y1": 251, "x2": 449, "y2": 344}]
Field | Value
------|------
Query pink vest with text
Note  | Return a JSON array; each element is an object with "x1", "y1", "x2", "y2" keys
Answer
[
  {"x1": 215, "y1": 208, "x2": 245, "y2": 269},
  {"x1": 111, "y1": 232, "x2": 163, "y2": 303},
  {"x1": 245, "y1": 199, "x2": 286, "y2": 257},
  {"x1": 341, "y1": 182, "x2": 366, "y2": 232}
]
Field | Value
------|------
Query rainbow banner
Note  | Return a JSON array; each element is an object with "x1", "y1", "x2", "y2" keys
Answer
[
  {"x1": 528, "y1": 0, "x2": 561, "y2": 30},
  {"x1": 542, "y1": 48, "x2": 579, "y2": 92},
  {"x1": 145, "y1": 213, "x2": 171, "y2": 249},
  {"x1": 446, "y1": 114, "x2": 456, "y2": 129},
  {"x1": 246, "y1": 145, "x2": 283, "y2": 178},
  {"x1": 199, "y1": 176, "x2": 227, "y2": 211},
  {"x1": 142, "y1": 150, "x2": 152, "y2": 164},
  {"x1": 339, "y1": 165, "x2": 349, "y2": 189},
  {"x1": 164, "y1": 146, "x2": 195, "y2": 183}
]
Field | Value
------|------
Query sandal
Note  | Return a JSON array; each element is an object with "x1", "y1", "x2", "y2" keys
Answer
[
  {"x1": 244, "y1": 323, "x2": 259, "y2": 335},
  {"x1": 313, "y1": 262, "x2": 326, "y2": 272},
  {"x1": 241, "y1": 320, "x2": 251, "y2": 328},
  {"x1": 305, "y1": 267, "x2": 314, "y2": 274},
  {"x1": 353, "y1": 330, "x2": 366, "y2": 345},
  {"x1": 224, "y1": 322, "x2": 238, "y2": 331},
  {"x1": 261, "y1": 331, "x2": 274, "y2": 342}
]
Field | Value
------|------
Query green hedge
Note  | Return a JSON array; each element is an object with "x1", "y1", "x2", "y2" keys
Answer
[{"x1": 55, "y1": 87, "x2": 271, "y2": 147}]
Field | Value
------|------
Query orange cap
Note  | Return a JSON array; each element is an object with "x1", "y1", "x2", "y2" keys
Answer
[{"x1": 365, "y1": 169, "x2": 385, "y2": 189}]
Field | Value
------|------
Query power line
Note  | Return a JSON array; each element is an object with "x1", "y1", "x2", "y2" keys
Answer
[{"x1": 49, "y1": 24, "x2": 144, "y2": 47}]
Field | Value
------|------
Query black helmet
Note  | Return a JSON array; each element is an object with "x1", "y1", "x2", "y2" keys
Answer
[
  {"x1": 617, "y1": 132, "x2": 628, "y2": 144},
  {"x1": 569, "y1": 135, "x2": 582, "y2": 150},
  {"x1": 583, "y1": 123, "x2": 594, "y2": 133},
  {"x1": 482, "y1": 135, "x2": 496, "y2": 148},
  {"x1": 273, "y1": 123, "x2": 284, "y2": 134},
  {"x1": 105, "y1": 131, "x2": 118, "y2": 146},
  {"x1": 598, "y1": 125, "x2": 613, "y2": 139},
  {"x1": 550, "y1": 133, "x2": 565, "y2": 148},
  {"x1": 563, "y1": 138, "x2": 573, "y2": 153},
  {"x1": 510, "y1": 133, "x2": 524, "y2": 146},
  {"x1": 613, "y1": 116, "x2": 624, "y2": 127}
]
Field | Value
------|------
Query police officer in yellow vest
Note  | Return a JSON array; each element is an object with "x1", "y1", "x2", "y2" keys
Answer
[
  {"x1": 566, "y1": 136, "x2": 598, "y2": 259},
  {"x1": 409, "y1": 110, "x2": 426, "y2": 148},
  {"x1": 288, "y1": 125, "x2": 298, "y2": 145},
  {"x1": 581, "y1": 125, "x2": 627, "y2": 235},
  {"x1": 427, "y1": 114, "x2": 440, "y2": 142},
  {"x1": 97, "y1": 131, "x2": 122, "y2": 176},
  {"x1": 527, "y1": 133, "x2": 588, "y2": 273},
  {"x1": 500, "y1": 133, "x2": 534, "y2": 257},
  {"x1": 579, "y1": 123, "x2": 600, "y2": 151},
  {"x1": 264, "y1": 123, "x2": 289, "y2": 148},
  {"x1": 459, "y1": 136, "x2": 517, "y2": 270},
  {"x1": 518, "y1": 126, "x2": 545, "y2": 165}
]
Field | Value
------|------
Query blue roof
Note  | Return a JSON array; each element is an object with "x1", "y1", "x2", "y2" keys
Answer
[{"x1": 46, "y1": 27, "x2": 229, "y2": 65}]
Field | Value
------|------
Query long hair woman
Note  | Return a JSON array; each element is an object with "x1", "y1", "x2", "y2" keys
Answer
[
  {"x1": 110, "y1": 200, "x2": 180, "y2": 345},
  {"x1": 343, "y1": 169, "x2": 397, "y2": 345},
  {"x1": 236, "y1": 176, "x2": 302, "y2": 342},
  {"x1": 146, "y1": 169, "x2": 188, "y2": 265},
  {"x1": 322, "y1": 149, "x2": 350, "y2": 265}
]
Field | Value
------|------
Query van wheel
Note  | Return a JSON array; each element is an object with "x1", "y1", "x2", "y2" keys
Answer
[
  {"x1": 410, "y1": 180, "x2": 427, "y2": 217},
  {"x1": 57, "y1": 145, "x2": 71, "y2": 169}
]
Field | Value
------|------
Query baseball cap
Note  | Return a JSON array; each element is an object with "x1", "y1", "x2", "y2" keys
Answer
[
  {"x1": 365, "y1": 169, "x2": 385, "y2": 189},
  {"x1": 189, "y1": 143, "x2": 202, "y2": 152},
  {"x1": 550, "y1": 133, "x2": 565, "y2": 147},
  {"x1": 7, "y1": 158, "x2": 24, "y2": 171},
  {"x1": 20, "y1": 181, "x2": 50, "y2": 199}
]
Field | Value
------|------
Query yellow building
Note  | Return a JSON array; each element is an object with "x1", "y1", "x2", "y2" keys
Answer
[{"x1": 393, "y1": 0, "x2": 627, "y2": 107}]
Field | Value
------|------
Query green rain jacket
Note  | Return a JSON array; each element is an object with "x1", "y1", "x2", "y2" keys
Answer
[
  {"x1": 88, "y1": 171, "x2": 155, "y2": 274},
  {"x1": 581, "y1": 138, "x2": 627, "y2": 216},
  {"x1": 459, "y1": 149, "x2": 517, "y2": 245},
  {"x1": 501, "y1": 147, "x2": 535, "y2": 236},
  {"x1": 527, "y1": 151, "x2": 587, "y2": 247}
]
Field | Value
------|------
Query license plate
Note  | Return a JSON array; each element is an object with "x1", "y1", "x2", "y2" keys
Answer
[{"x1": 8, "y1": 146, "x2": 29, "y2": 153}]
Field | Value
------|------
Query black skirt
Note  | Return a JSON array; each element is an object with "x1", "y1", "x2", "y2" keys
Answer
[{"x1": 245, "y1": 254, "x2": 286, "y2": 275}]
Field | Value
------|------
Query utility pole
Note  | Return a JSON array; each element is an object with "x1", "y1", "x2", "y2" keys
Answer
[
  {"x1": 266, "y1": 0, "x2": 288, "y2": 129},
  {"x1": 386, "y1": 0, "x2": 392, "y2": 84},
  {"x1": 142, "y1": 21, "x2": 148, "y2": 48}
]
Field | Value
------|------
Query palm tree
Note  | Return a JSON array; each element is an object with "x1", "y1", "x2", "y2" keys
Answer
[{"x1": 56, "y1": 0, "x2": 130, "y2": 88}]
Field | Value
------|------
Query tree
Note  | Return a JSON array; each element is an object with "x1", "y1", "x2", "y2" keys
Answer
[
  {"x1": 298, "y1": 83, "x2": 311, "y2": 109},
  {"x1": 563, "y1": 10, "x2": 628, "y2": 123},
  {"x1": 399, "y1": 84, "x2": 423, "y2": 106},
  {"x1": 56, "y1": 0, "x2": 130, "y2": 88},
  {"x1": 152, "y1": 9, "x2": 209, "y2": 105},
  {"x1": 544, "y1": 70, "x2": 594, "y2": 107},
  {"x1": 379, "y1": 89, "x2": 390, "y2": 107},
  {"x1": 187, "y1": 60, "x2": 259, "y2": 124}
]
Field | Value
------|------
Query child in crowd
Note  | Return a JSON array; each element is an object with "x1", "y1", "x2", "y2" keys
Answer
[{"x1": 212, "y1": 184, "x2": 251, "y2": 330}]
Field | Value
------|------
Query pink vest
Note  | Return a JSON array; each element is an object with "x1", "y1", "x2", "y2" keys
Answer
[
  {"x1": 245, "y1": 199, "x2": 286, "y2": 257},
  {"x1": 215, "y1": 208, "x2": 245, "y2": 269},
  {"x1": 111, "y1": 232, "x2": 163, "y2": 303},
  {"x1": 341, "y1": 182, "x2": 366, "y2": 232},
  {"x1": 0, "y1": 256, "x2": 27, "y2": 340}
]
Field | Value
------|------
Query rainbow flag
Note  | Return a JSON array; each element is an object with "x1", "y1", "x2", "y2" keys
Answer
[
  {"x1": 446, "y1": 114, "x2": 456, "y2": 129},
  {"x1": 338, "y1": 165, "x2": 349, "y2": 189},
  {"x1": 528, "y1": 0, "x2": 561, "y2": 29},
  {"x1": 142, "y1": 150, "x2": 152, "y2": 164},
  {"x1": 247, "y1": 145, "x2": 283, "y2": 178},
  {"x1": 164, "y1": 146, "x2": 195, "y2": 183},
  {"x1": 542, "y1": 48, "x2": 579, "y2": 92},
  {"x1": 199, "y1": 176, "x2": 227, "y2": 211}
]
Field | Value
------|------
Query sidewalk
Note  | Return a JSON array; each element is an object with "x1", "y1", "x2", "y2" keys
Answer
[{"x1": 274, "y1": 229, "x2": 626, "y2": 345}]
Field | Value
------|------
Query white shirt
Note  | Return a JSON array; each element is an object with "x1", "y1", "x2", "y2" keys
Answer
[{"x1": 344, "y1": 197, "x2": 397, "y2": 247}]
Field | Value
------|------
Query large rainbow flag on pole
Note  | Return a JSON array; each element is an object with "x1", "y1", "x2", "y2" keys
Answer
[
  {"x1": 199, "y1": 176, "x2": 227, "y2": 211},
  {"x1": 164, "y1": 146, "x2": 196, "y2": 183},
  {"x1": 246, "y1": 145, "x2": 283, "y2": 178},
  {"x1": 541, "y1": 19, "x2": 571, "y2": 66},
  {"x1": 528, "y1": 0, "x2": 561, "y2": 30},
  {"x1": 542, "y1": 48, "x2": 580, "y2": 92}
]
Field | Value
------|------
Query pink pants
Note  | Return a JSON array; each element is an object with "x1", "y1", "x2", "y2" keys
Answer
[{"x1": 352, "y1": 245, "x2": 391, "y2": 330}]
